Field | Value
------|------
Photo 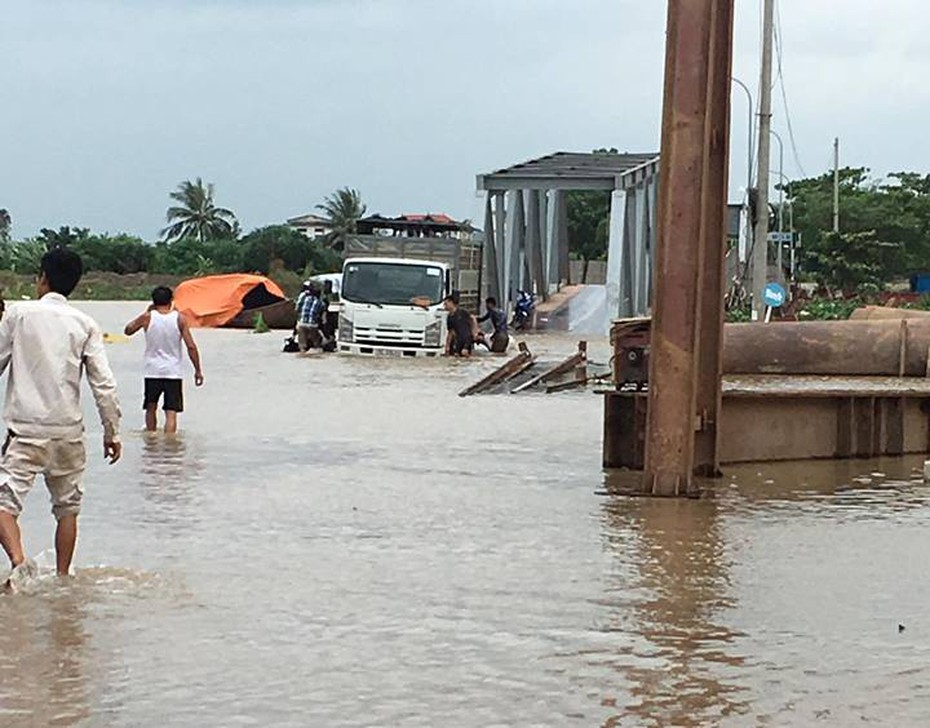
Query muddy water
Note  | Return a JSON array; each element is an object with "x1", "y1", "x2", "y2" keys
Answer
[{"x1": 1, "y1": 302, "x2": 929, "y2": 727}]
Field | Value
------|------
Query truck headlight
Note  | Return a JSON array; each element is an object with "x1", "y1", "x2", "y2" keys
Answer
[
  {"x1": 424, "y1": 319, "x2": 442, "y2": 347},
  {"x1": 338, "y1": 314, "x2": 354, "y2": 342}
]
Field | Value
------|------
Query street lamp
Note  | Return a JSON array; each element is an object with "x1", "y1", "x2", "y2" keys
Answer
[
  {"x1": 731, "y1": 78, "x2": 754, "y2": 196},
  {"x1": 732, "y1": 78, "x2": 754, "y2": 270}
]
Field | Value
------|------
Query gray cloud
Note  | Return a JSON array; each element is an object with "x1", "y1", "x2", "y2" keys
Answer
[{"x1": 0, "y1": 0, "x2": 927, "y2": 239}]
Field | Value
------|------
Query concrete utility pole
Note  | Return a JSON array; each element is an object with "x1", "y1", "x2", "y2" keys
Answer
[
  {"x1": 752, "y1": 0, "x2": 776, "y2": 319},
  {"x1": 644, "y1": 0, "x2": 735, "y2": 495},
  {"x1": 833, "y1": 137, "x2": 840, "y2": 233}
]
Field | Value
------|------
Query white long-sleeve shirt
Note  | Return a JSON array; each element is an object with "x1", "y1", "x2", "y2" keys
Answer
[{"x1": 0, "y1": 293, "x2": 121, "y2": 441}]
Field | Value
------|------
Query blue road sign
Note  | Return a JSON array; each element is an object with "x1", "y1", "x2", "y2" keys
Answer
[{"x1": 763, "y1": 282, "x2": 787, "y2": 308}]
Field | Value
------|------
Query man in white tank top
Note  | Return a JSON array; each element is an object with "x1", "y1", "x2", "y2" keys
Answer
[{"x1": 124, "y1": 286, "x2": 204, "y2": 433}]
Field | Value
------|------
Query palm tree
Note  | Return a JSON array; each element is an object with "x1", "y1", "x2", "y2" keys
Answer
[
  {"x1": 162, "y1": 178, "x2": 238, "y2": 243},
  {"x1": 316, "y1": 187, "x2": 366, "y2": 250}
]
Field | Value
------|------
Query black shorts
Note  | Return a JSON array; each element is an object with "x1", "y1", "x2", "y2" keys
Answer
[
  {"x1": 144, "y1": 378, "x2": 184, "y2": 412},
  {"x1": 452, "y1": 336, "x2": 474, "y2": 356}
]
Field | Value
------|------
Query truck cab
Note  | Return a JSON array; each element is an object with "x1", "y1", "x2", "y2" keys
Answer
[{"x1": 337, "y1": 257, "x2": 450, "y2": 357}]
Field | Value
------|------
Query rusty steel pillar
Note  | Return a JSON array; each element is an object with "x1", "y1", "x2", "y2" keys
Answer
[
  {"x1": 644, "y1": 0, "x2": 735, "y2": 496},
  {"x1": 693, "y1": 0, "x2": 735, "y2": 476}
]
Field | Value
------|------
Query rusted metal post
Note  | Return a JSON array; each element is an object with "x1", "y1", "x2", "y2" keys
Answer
[
  {"x1": 644, "y1": 0, "x2": 735, "y2": 495},
  {"x1": 693, "y1": 0, "x2": 735, "y2": 476}
]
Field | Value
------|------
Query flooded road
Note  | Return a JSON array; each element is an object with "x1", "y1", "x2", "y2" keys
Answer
[{"x1": 2, "y1": 302, "x2": 929, "y2": 726}]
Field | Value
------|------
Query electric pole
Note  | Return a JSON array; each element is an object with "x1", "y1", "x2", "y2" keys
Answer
[
  {"x1": 752, "y1": 0, "x2": 775, "y2": 319},
  {"x1": 833, "y1": 137, "x2": 840, "y2": 233}
]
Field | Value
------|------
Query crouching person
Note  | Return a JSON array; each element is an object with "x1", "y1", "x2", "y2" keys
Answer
[
  {"x1": 295, "y1": 283, "x2": 325, "y2": 352},
  {"x1": 0, "y1": 250, "x2": 122, "y2": 591}
]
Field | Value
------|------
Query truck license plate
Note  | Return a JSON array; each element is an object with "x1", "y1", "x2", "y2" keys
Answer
[{"x1": 375, "y1": 348, "x2": 402, "y2": 357}]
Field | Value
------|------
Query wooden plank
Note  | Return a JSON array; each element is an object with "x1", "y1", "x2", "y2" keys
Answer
[
  {"x1": 511, "y1": 341, "x2": 587, "y2": 393},
  {"x1": 458, "y1": 343, "x2": 536, "y2": 397},
  {"x1": 546, "y1": 377, "x2": 588, "y2": 394}
]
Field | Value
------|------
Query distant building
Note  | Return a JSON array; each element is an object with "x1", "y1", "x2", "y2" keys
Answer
[
  {"x1": 287, "y1": 213, "x2": 333, "y2": 239},
  {"x1": 357, "y1": 213, "x2": 475, "y2": 240}
]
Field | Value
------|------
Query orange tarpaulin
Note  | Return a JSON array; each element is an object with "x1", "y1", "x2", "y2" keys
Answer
[{"x1": 173, "y1": 274, "x2": 288, "y2": 328}]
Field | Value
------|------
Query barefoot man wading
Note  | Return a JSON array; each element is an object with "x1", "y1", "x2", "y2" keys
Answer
[
  {"x1": 124, "y1": 286, "x2": 203, "y2": 433},
  {"x1": 0, "y1": 250, "x2": 122, "y2": 589}
]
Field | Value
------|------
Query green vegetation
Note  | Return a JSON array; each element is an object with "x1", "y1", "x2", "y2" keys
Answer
[
  {"x1": 795, "y1": 297, "x2": 865, "y2": 321},
  {"x1": 0, "y1": 209, "x2": 10, "y2": 243},
  {"x1": 252, "y1": 313, "x2": 271, "y2": 334},
  {"x1": 162, "y1": 178, "x2": 238, "y2": 243},
  {"x1": 316, "y1": 187, "x2": 366, "y2": 251},
  {"x1": 725, "y1": 294, "x2": 930, "y2": 324},
  {"x1": 566, "y1": 190, "x2": 610, "y2": 284},
  {"x1": 789, "y1": 168, "x2": 930, "y2": 293},
  {"x1": 0, "y1": 181, "x2": 356, "y2": 300},
  {"x1": 564, "y1": 149, "x2": 620, "y2": 284}
]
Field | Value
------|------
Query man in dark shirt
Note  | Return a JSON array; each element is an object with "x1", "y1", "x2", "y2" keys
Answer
[
  {"x1": 476, "y1": 296, "x2": 510, "y2": 353},
  {"x1": 443, "y1": 295, "x2": 474, "y2": 357}
]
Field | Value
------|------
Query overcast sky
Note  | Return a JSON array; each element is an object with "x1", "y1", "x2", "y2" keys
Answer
[{"x1": 2, "y1": 0, "x2": 928, "y2": 240}]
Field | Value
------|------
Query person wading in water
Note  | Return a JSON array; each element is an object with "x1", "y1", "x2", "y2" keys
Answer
[
  {"x1": 125, "y1": 286, "x2": 204, "y2": 434},
  {"x1": 0, "y1": 249, "x2": 122, "y2": 591}
]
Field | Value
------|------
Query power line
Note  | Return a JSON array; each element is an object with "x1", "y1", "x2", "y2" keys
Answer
[{"x1": 773, "y1": 0, "x2": 806, "y2": 178}]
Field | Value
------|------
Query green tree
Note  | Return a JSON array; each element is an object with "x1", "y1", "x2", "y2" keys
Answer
[
  {"x1": 803, "y1": 230, "x2": 898, "y2": 293},
  {"x1": 786, "y1": 168, "x2": 930, "y2": 291},
  {"x1": 0, "y1": 209, "x2": 10, "y2": 243},
  {"x1": 71, "y1": 233, "x2": 152, "y2": 274},
  {"x1": 8, "y1": 241, "x2": 47, "y2": 275},
  {"x1": 32, "y1": 227, "x2": 154, "y2": 274},
  {"x1": 316, "y1": 187, "x2": 366, "y2": 251},
  {"x1": 566, "y1": 190, "x2": 611, "y2": 283},
  {"x1": 240, "y1": 225, "x2": 341, "y2": 275},
  {"x1": 38, "y1": 225, "x2": 91, "y2": 250},
  {"x1": 149, "y1": 238, "x2": 242, "y2": 276},
  {"x1": 162, "y1": 178, "x2": 238, "y2": 243}
]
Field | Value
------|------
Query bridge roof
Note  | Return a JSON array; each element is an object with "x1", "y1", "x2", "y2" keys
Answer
[{"x1": 477, "y1": 151, "x2": 660, "y2": 192}]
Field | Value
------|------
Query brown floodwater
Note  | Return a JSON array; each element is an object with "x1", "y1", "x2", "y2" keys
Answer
[{"x1": 1, "y1": 302, "x2": 929, "y2": 727}]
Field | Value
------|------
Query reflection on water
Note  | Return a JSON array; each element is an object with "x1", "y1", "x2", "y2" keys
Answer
[
  {"x1": 137, "y1": 433, "x2": 206, "y2": 529},
  {"x1": 722, "y1": 456, "x2": 930, "y2": 521},
  {"x1": 0, "y1": 582, "x2": 90, "y2": 727},
  {"x1": 600, "y1": 474, "x2": 748, "y2": 727}
]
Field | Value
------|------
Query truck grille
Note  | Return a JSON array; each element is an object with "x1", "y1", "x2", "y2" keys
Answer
[{"x1": 354, "y1": 327, "x2": 426, "y2": 347}]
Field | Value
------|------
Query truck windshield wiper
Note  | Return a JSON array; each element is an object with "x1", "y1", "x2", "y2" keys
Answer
[{"x1": 354, "y1": 298, "x2": 384, "y2": 309}]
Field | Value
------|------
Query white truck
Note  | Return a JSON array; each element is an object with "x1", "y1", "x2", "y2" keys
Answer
[{"x1": 336, "y1": 233, "x2": 483, "y2": 357}]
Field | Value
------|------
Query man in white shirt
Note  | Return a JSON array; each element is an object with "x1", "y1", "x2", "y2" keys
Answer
[
  {"x1": 124, "y1": 286, "x2": 203, "y2": 433},
  {"x1": 0, "y1": 249, "x2": 122, "y2": 590}
]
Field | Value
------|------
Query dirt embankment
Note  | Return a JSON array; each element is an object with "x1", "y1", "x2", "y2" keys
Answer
[{"x1": 0, "y1": 272, "x2": 184, "y2": 301}]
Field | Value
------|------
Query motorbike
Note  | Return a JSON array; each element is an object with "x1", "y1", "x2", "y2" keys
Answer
[{"x1": 511, "y1": 290, "x2": 535, "y2": 331}]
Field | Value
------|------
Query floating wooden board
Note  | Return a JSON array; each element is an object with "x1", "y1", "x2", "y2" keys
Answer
[
  {"x1": 511, "y1": 341, "x2": 588, "y2": 394},
  {"x1": 458, "y1": 343, "x2": 536, "y2": 397}
]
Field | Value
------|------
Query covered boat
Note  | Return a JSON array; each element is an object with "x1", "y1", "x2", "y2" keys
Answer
[{"x1": 174, "y1": 274, "x2": 297, "y2": 330}]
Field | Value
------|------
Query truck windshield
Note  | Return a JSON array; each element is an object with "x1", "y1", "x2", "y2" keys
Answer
[{"x1": 342, "y1": 262, "x2": 445, "y2": 306}]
